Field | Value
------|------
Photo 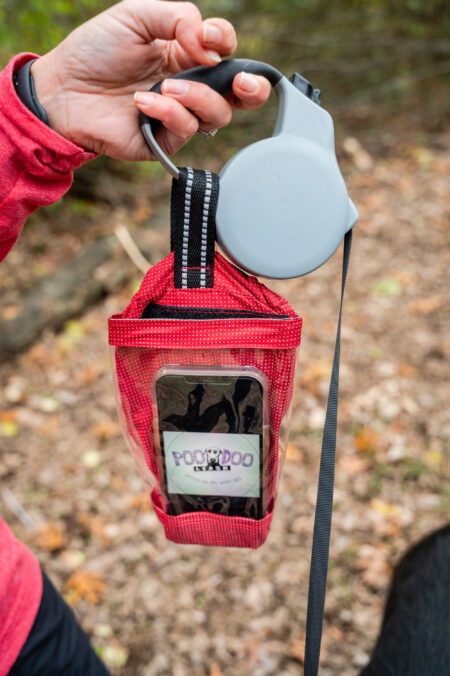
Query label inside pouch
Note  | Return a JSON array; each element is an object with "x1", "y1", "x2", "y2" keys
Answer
[{"x1": 163, "y1": 431, "x2": 261, "y2": 498}]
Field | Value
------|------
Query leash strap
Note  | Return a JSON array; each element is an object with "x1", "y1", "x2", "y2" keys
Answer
[
  {"x1": 171, "y1": 165, "x2": 352, "y2": 670},
  {"x1": 304, "y1": 229, "x2": 353, "y2": 675},
  {"x1": 171, "y1": 167, "x2": 219, "y2": 289}
]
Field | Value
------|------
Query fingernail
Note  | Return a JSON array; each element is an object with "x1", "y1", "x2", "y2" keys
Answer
[
  {"x1": 162, "y1": 79, "x2": 189, "y2": 95},
  {"x1": 203, "y1": 22, "x2": 222, "y2": 44},
  {"x1": 238, "y1": 72, "x2": 259, "y2": 93},
  {"x1": 134, "y1": 91, "x2": 156, "y2": 106},
  {"x1": 205, "y1": 49, "x2": 222, "y2": 63}
]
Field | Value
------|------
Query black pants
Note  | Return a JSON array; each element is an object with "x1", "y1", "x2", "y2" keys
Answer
[{"x1": 10, "y1": 571, "x2": 109, "y2": 675}]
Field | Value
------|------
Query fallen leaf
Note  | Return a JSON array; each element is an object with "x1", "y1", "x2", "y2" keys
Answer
[
  {"x1": 4, "y1": 379, "x2": 27, "y2": 403},
  {"x1": 377, "y1": 521, "x2": 403, "y2": 538},
  {"x1": 93, "y1": 623, "x2": 113, "y2": 639},
  {"x1": 371, "y1": 277, "x2": 403, "y2": 296},
  {"x1": 386, "y1": 435, "x2": 407, "y2": 462},
  {"x1": 78, "y1": 513, "x2": 111, "y2": 543},
  {"x1": 368, "y1": 346, "x2": 383, "y2": 359},
  {"x1": 289, "y1": 633, "x2": 306, "y2": 664},
  {"x1": 58, "y1": 319, "x2": 85, "y2": 352},
  {"x1": 285, "y1": 443, "x2": 304, "y2": 463},
  {"x1": 37, "y1": 395, "x2": 60, "y2": 413},
  {"x1": 370, "y1": 499, "x2": 407, "y2": 537},
  {"x1": 38, "y1": 415, "x2": 60, "y2": 436},
  {"x1": 0, "y1": 420, "x2": 18, "y2": 437},
  {"x1": 355, "y1": 545, "x2": 391, "y2": 589},
  {"x1": 354, "y1": 427, "x2": 379, "y2": 453},
  {"x1": 339, "y1": 455, "x2": 370, "y2": 475},
  {"x1": 64, "y1": 571, "x2": 106, "y2": 605},
  {"x1": 299, "y1": 360, "x2": 332, "y2": 396},
  {"x1": 129, "y1": 492, "x2": 151, "y2": 512},
  {"x1": 328, "y1": 626, "x2": 345, "y2": 641},
  {"x1": 0, "y1": 452, "x2": 21, "y2": 477},
  {"x1": 81, "y1": 315, "x2": 104, "y2": 333},
  {"x1": 396, "y1": 363, "x2": 417, "y2": 378},
  {"x1": 308, "y1": 406, "x2": 326, "y2": 430},
  {"x1": 82, "y1": 449, "x2": 101, "y2": 468},
  {"x1": 0, "y1": 410, "x2": 17, "y2": 423},
  {"x1": 411, "y1": 146, "x2": 433, "y2": 168},
  {"x1": 25, "y1": 344, "x2": 47, "y2": 364},
  {"x1": 64, "y1": 319, "x2": 85, "y2": 337},
  {"x1": 34, "y1": 522, "x2": 66, "y2": 552},
  {"x1": 209, "y1": 663, "x2": 224, "y2": 676},
  {"x1": 390, "y1": 270, "x2": 417, "y2": 285},
  {"x1": 358, "y1": 188, "x2": 385, "y2": 210},
  {"x1": 409, "y1": 296, "x2": 443, "y2": 315},
  {"x1": 89, "y1": 418, "x2": 121, "y2": 441},
  {"x1": 1, "y1": 305, "x2": 20, "y2": 320},
  {"x1": 424, "y1": 449, "x2": 443, "y2": 467},
  {"x1": 32, "y1": 262, "x2": 49, "y2": 277},
  {"x1": 77, "y1": 363, "x2": 105, "y2": 386},
  {"x1": 102, "y1": 643, "x2": 129, "y2": 668},
  {"x1": 59, "y1": 549, "x2": 86, "y2": 570},
  {"x1": 110, "y1": 475, "x2": 129, "y2": 491},
  {"x1": 132, "y1": 203, "x2": 152, "y2": 223},
  {"x1": 24, "y1": 343, "x2": 62, "y2": 368},
  {"x1": 370, "y1": 499, "x2": 403, "y2": 519}
]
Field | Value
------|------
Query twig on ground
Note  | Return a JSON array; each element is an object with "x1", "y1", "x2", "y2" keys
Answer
[
  {"x1": 1, "y1": 487, "x2": 38, "y2": 530},
  {"x1": 114, "y1": 223, "x2": 152, "y2": 275}
]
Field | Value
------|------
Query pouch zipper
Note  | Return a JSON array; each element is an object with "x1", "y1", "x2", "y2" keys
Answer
[{"x1": 141, "y1": 303, "x2": 290, "y2": 320}]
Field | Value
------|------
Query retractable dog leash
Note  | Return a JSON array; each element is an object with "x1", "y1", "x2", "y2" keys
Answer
[
  {"x1": 140, "y1": 58, "x2": 357, "y2": 279},
  {"x1": 112, "y1": 58, "x2": 358, "y2": 675}
]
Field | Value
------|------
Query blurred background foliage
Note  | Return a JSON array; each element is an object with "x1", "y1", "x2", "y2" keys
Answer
[{"x1": 0, "y1": 0, "x2": 448, "y2": 198}]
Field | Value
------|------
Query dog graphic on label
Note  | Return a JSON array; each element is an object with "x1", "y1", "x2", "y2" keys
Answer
[
  {"x1": 191, "y1": 447, "x2": 232, "y2": 472},
  {"x1": 205, "y1": 447, "x2": 222, "y2": 470}
]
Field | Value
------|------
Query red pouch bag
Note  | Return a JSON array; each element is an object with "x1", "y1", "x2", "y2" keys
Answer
[{"x1": 109, "y1": 168, "x2": 302, "y2": 548}]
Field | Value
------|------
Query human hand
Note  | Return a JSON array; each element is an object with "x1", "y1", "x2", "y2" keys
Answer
[{"x1": 30, "y1": 0, "x2": 272, "y2": 161}]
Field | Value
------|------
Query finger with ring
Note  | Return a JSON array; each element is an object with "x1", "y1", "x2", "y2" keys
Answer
[{"x1": 197, "y1": 128, "x2": 218, "y2": 138}]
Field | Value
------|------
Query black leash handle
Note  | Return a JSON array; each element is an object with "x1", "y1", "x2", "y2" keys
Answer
[
  {"x1": 140, "y1": 60, "x2": 283, "y2": 179},
  {"x1": 304, "y1": 229, "x2": 353, "y2": 674}
]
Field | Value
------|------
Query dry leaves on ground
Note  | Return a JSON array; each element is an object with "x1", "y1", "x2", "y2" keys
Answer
[
  {"x1": 34, "y1": 522, "x2": 67, "y2": 552},
  {"x1": 64, "y1": 571, "x2": 106, "y2": 605}
]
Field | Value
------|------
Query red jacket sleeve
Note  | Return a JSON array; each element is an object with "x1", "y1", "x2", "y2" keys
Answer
[{"x1": 0, "y1": 53, "x2": 97, "y2": 261}]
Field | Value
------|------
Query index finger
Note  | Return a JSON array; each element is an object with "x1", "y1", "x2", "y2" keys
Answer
[{"x1": 119, "y1": 0, "x2": 229, "y2": 66}]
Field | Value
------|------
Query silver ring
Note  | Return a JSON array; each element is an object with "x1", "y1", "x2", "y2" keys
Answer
[{"x1": 197, "y1": 128, "x2": 218, "y2": 138}]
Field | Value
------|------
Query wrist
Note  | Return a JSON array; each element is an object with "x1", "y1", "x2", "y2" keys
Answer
[
  {"x1": 30, "y1": 55, "x2": 99, "y2": 154},
  {"x1": 29, "y1": 54, "x2": 69, "y2": 138}
]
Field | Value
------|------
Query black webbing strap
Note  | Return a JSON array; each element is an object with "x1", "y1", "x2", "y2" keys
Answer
[
  {"x1": 170, "y1": 167, "x2": 219, "y2": 289},
  {"x1": 170, "y1": 162, "x2": 352, "y2": 670},
  {"x1": 304, "y1": 229, "x2": 353, "y2": 675}
]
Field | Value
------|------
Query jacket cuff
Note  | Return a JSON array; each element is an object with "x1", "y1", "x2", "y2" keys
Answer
[{"x1": 1, "y1": 53, "x2": 97, "y2": 173}]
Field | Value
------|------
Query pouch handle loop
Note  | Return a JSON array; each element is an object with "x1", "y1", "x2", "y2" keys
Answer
[{"x1": 170, "y1": 167, "x2": 219, "y2": 289}]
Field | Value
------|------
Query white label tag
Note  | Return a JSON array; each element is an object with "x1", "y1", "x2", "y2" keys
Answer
[{"x1": 163, "y1": 431, "x2": 260, "y2": 498}]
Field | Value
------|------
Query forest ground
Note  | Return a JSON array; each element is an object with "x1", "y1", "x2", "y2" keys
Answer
[{"x1": 0, "y1": 127, "x2": 449, "y2": 675}]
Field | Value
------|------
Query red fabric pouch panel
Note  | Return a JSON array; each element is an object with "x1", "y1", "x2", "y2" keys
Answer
[{"x1": 109, "y1": 251, "x2": 301, "y2": 548}]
